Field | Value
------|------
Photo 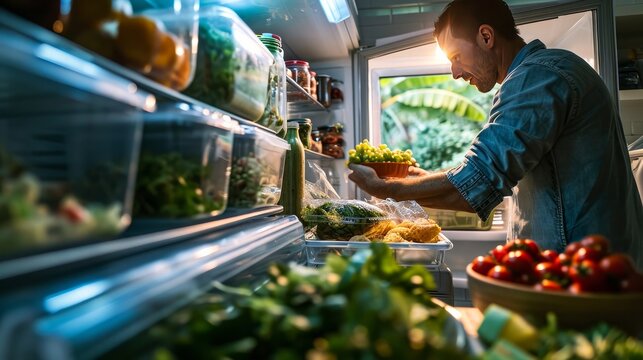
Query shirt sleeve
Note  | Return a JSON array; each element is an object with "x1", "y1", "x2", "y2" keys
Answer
[{"x1": 447, "y1": 62, "x2": 576, "y2": 220}]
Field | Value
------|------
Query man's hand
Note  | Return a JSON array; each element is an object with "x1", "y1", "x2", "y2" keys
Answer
[
  {"x1": 348, "y1": 163, "x2": 387, "y2": 198},
  {"x1": 408, "y1": 166, "x2": 430, "y2": 177}
]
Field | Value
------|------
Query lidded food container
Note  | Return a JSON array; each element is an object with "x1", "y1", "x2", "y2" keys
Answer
[
  {"x1": 228, "y1": 123, "x2": 290, "y2": 208},
  {"x1": 59, "y1": 0, "x2": 200, "y2": 91},
  {"x1": 285, "y1": 60, "x2": 311, "y2": 100},
  {"x1": 183, "y1": 5, "x2": 273, "y2": 122},
  {"x1": 0, "y1": 28, "x2": 151, "y2": 257},
  {"x1": 132, "y1": 103, "x2": 236, "y2": 219}
]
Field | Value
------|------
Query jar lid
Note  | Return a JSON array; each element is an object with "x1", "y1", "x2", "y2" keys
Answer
[
  {"x1": 287, "y1": 120, "x2": 300, "y2": 129},
  {"x1": 285, "y1": 60, "x2": 309, "y2": 67},
  {"x1": 317, "y1": 74, "x2": 331, "y2": 79},
  {"x1": 262, "y1": 32, "x2": 282, "y2": 42},
  {"x1": 289, "y1": 118, "x2": 312, "y2": 125}
]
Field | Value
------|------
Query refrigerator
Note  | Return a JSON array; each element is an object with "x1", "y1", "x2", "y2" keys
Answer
[{"x1": 0, "y1": 0, "x2": 635, "y2": 358}]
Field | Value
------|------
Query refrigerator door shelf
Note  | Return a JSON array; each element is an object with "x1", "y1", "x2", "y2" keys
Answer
[{"x1": 0, "y1": 215, "x2": 304, "y2": 360}]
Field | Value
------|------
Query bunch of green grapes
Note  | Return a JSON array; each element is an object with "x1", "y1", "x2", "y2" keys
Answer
[{"x1": 348, "y1": 139, "x2": 417, "y2": 165}]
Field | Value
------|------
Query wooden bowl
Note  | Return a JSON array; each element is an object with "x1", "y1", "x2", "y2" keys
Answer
[
  {"x1": 362, "y1": 162, "x2": 409, "y2": 178},
  {"x1": 466, "y1": 264, "x2": 643, "y2": 335}
]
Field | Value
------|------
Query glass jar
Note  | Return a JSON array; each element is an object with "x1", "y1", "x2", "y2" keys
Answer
[
  {"x1": 290, "y1": 118, "x2": 312, "y2": 149},
  {"x1": 317, "y1": 74, "x2": 332, "y2": 108},
  {"x1": 258, "y1": 33, "x2": 287, "y2": 137},
  {"x1": 285, "y1": 60, "x2": 311, "y2": 99},
  {"x1": 310, "y1": 130, "x2": 322, "y2": 153},
  {"x1": 309, "y1": 70, "x2": 318, "y2": 101},
  {"x1": 278, "y1": 121, "x2": 305, "y2": 217}
]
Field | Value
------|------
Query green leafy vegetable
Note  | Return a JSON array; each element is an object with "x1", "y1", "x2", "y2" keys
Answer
[
  {"x1": 301, "y1": 200, "x2": 387, "y2": 240},
  {"x1": 143, "y1": 243, "x2": 470, "y2": 359},
  {"x1": 133, "y1": 152, "x2": 223, "y2": 218}
]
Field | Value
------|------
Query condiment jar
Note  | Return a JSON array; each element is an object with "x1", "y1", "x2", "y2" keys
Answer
[
  {"x1": 309, "y1": 70, "x2": 318, "y2": 101},
  {"x1": 290, "y1": 118, "x2": 313, "y2": 149},
  {"x1": 317, "y1": 74, "x2": 332, "y2": 108},
  {"x1": 285, "y1": 60, "x2": 311, "y2": 98},
  {"x1": 310, "y1": 130, "x2": 322, "y2": 153}
]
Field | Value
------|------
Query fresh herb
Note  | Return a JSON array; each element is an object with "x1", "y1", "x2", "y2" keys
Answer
[
  {"x1": 133, "y1": 152, "x2": 223, "y2": 218},
  {"x1": 533, "y1": 314, "x2": 643, "y2": 359},
  {"x1": 145, "y1": 243, "x2": 470, "y2": 359}
]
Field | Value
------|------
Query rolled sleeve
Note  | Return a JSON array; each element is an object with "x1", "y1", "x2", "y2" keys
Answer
[
  {"x1": 446, "y1": 61, "x2": 574, "y2": 221},
  {"x1": 447, "y1": 159, "x2": 504, "y2": 220}
]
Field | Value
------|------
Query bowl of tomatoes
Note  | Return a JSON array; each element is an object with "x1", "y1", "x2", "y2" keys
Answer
[{"x1": 466, "y1": 235, "x2": 643, "y2": 335}]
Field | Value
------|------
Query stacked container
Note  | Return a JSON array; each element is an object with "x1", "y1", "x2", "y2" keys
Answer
[
  {"x1": 183, "y1": 6, "x2": 272, "y2": 122},
  {"x1": 132, "y1": 104, "x2": 236, "y2": 220},
  {"x1": 227, "y1": 124, "x2": 290, "y2": 208},
  {"x1": 0, "y1": 28, "x2": 151, "y2": 257}
]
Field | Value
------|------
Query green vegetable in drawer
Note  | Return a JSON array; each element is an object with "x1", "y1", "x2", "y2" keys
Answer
[{"x1": 141, "y1": 243, "x2": 469, "y2": 359}]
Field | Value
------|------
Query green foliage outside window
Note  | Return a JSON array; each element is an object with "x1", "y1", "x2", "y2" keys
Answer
[{"x1": 380, "y1": 75, "x2": 499, "y2": 171}]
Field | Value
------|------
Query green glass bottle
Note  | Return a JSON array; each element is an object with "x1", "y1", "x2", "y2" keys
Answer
[{"x1": 279, "y1": 121, "x2": 305, "y2": 217}]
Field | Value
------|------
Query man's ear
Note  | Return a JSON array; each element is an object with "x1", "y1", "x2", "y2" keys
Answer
[{"x1": 478, "y1": 24, "x2": 495, "y2": 49}]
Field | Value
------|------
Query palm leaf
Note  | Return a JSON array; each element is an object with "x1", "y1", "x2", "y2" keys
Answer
[
  {"x1": 381, "y1": 88, "x2": 487, "y2": 122},
  {"x1": 388, "y1": 75, "x2": 460, "y2": 97}
]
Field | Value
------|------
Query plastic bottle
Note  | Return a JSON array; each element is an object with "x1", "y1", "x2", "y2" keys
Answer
[{"x1": 279, "y1": 121, "x2": 305, "y2": 216}]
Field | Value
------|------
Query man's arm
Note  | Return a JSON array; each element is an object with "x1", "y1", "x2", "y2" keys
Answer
[{"x1": 348, "y1": 164, "x2": 474, "y2": 212}]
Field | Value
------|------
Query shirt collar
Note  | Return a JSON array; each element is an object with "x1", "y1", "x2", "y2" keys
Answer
[{"x1": 507, "y1": 39, "x2": 546, "y2": 74}]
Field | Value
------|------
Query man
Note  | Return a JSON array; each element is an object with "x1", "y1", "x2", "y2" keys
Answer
[{"x1": 349, "y1": 0, "x2": 643, "y2": 267}]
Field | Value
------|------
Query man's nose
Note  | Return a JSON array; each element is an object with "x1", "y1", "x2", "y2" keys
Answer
[{"x1": 451, "y1": 64, "x2": 462, "y2": 79}]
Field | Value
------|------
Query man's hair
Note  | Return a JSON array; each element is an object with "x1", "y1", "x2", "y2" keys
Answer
[{"x1": 434, "y1": 0, "x2": 520, "y2": 42}]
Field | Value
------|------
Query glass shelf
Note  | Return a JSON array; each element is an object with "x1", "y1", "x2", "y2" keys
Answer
[
  {"x1": 287, "y1": 77, "x2": 328, "y2": 113},
  {"x1": 305, "y1": 149, "x2": 337, "y2": 160},
  {"x1": 0, "y1": 216, "x2": 304, "y2": 360},
  {"x1": 0, "y1": 206, "x2": 284, "y2": 283}
]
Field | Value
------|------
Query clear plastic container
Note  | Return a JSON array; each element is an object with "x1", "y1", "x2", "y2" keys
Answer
[
  {"x1": 305, "y1": 234, "x2": 453, "y2": 268},
  {"x1": 60, "y1": 0, "x2": 199, "y2": 91},
  {"x1": 227, "y1": 124, "x2": 290, "y2": 208},
  {"x1": 0, "y1": 115, "x2": 143, "y2": 257},
  {"x1": 0, "y1": 25, "x2": 150, "y2": 258},
  {"x1": 132, "y1": 104, "x2": 236, "y2": 219},
  {"x1": 183, "y1": 6, "x2": 273, "y2": 122}
]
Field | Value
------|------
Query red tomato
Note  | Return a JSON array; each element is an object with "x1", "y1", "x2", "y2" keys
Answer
[
  {"x1": 619, "y1": 273, "x2": 643, "y2": 293},
  {"x1": 599, "y1": 253, "x2": 636, "y2": 280},
  {"x1": 505, "y1": 239, "x2": 541, "y2": 261},
  {"x1": 534, "y1": 279, "x2": 564, "y2": 291},
  {"x1": 564, "y1": 241, "x2": 582, "y2": 256},
  {"x1": 534, "y1": 262, "x2": 564, "y2": 281},
  {"x1": 502, "y1": 250, "x2": 535, "y2": 275},
  {"x1": 515, "y1": 271, "x2": 537, "y2": 285},
  {"x1": 579, "y1": 234, "x2": 610, "y2": 258},
  {"x1": 523, "y1": 239, "x2": 543, "y2": 261},
  {"x1": 471, "y1": 255, "x2": 496, "y2": 275},
  {"x1": 569, "y1": 259, "x2": 608, "y2": 292},
  {"x1": 572, "y1": 247, "x2": 603, "y2": 264},
  {"x1": 540, "y1": 249, "x2": 558, "y2": 263},
  {"x1": 554, "y1": 253, "x2": 572, "y2": 268},
  {"x1": 487, "y1": 265, "x2": 513, "y2": 282},
  {"x1": 490, "y1": 245, "x2": 508, "y2": 263},
  {"x1": 568, "y1": 282, "x2": 583, "y2": 294}
]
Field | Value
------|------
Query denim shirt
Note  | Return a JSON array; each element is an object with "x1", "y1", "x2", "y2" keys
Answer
[{"x1": 446, "y1": 40, "x2": 643, "y2": 265}]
